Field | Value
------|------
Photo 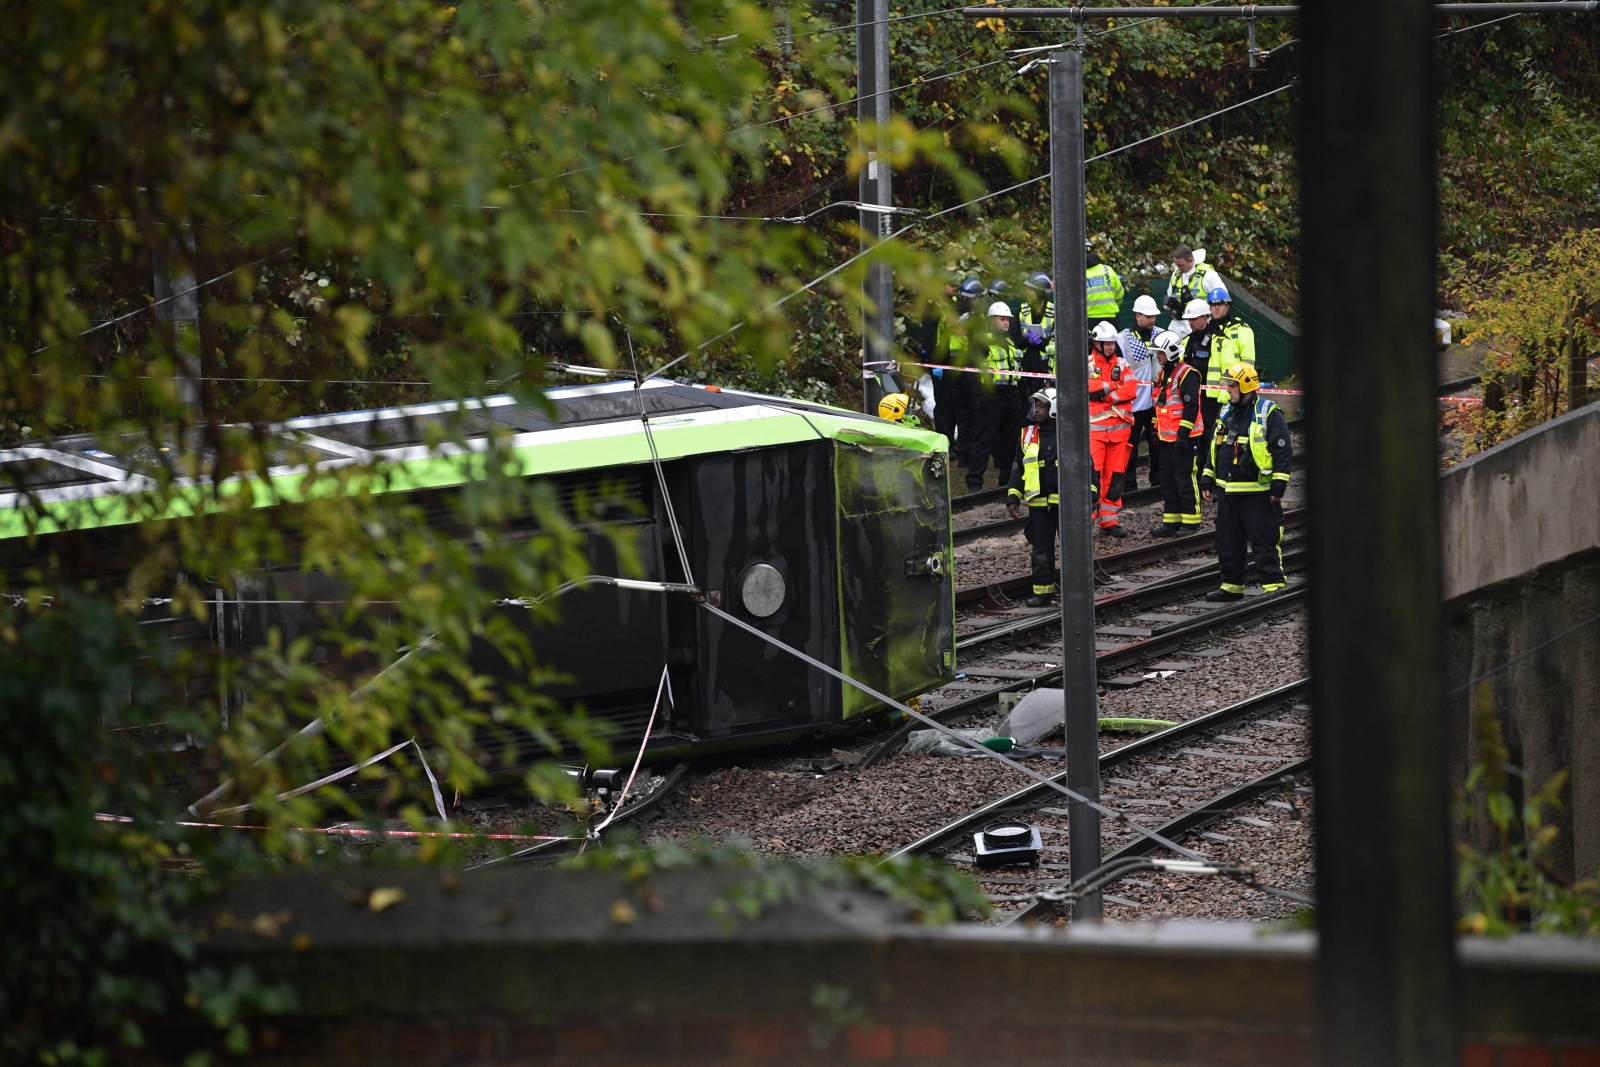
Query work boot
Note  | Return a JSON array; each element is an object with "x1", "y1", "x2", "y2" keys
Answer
[
  {"x1": 1024, "y1": 594, "x2": 1055, "y2": 608},
  {"x1": 1150, "y1": 524, "x2": 1181, "y2": 538},
  {"x1": 1204, "y1": 588, "x2": 1245, "y2": 602},
  {"x1": 1099, "y1": 524, "x2": 1129, "y2": 539}
]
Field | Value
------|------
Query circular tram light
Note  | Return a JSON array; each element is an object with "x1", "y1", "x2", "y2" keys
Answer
[{"x1": 740, "y1": 562, "x2": 787, "y2": 618}]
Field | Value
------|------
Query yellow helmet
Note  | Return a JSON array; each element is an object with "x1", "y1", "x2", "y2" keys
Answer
[
  {"x1": 878, "y1": 392, "x2": 911, "y2": 422},
  {"x1": 1221, "y1": 362, "x2": 1260, "y2": 393}
]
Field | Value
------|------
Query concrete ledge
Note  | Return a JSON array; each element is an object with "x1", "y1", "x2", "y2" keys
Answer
[
  {"x1": 1440, "y1": 403, "x2": 1600, "y2": 603},
  {"x1": 173, "y1": 868, "x2": 1600, "y2": 1067}
]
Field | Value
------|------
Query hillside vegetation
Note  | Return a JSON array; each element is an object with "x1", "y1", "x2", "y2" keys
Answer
[{"x1": 695, "y1": 4, "x2": 1600, "y2": 407}]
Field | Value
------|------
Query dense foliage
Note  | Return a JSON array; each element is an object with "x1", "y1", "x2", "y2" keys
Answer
[{"x1": 0, "y1": 0, "x2": 989, "y2": 1060}]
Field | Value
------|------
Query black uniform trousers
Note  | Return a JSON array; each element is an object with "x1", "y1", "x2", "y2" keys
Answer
[
  {"x1": 1023, "y1": 504, "x2": 1059, "y2": 595},
  {"x1": 931, "y1": 370, "x2": 958, "y2": 444},
  {"x1": 965, "y1": 385, "x2": 1023, "y2": 492},
  {"x1": 1214, "y1": 491, "x2": 1286, "y2": 592},
  {"x1": 950, "y1": 373, "x2": 982, "y2": 466},
  {"x1": 1157, "y1": 437, "x2": 1201, "y2": 527},
  {"x1": 1199, "y1": 395, "x2": 1221, "y2": 467},
  {"x1": 1122, "y1": 406, "x2": 1160, "y2": 490}
]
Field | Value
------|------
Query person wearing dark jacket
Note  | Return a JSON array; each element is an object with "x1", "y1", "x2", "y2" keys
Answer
[
  {"x1": 1150, "y1": 330, "x2": 1205, "y2": 536},
  {"x1": 1179, "y1": 298, "x2": 1218, "y2": 460},
  {"x1": 1200, "y1": 362, "x2": 1294, "y2": 600},
  {"x1": 1006, "y1": 388, "x2": 1060, "y2": 607}
]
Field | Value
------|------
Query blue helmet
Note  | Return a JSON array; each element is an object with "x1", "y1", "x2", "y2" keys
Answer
[
  {"x1": 1024, "y1": 271, "x2": 1053, "y2": 293},
  {"x1": 1206, "y1": 285, "x2": 1232, "y2": 304},
  {"x1": 987, "y1": 279, "x2": 1009, "y2": 296},
  {"x1": 958, "y1": 278, "x2": 985, "y2": 299}
]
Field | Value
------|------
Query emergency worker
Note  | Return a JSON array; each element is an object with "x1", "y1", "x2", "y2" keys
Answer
[
  {"x1": 877, "y1": 391, "x2": 924, "y2": 429},
  {"x1": 1085, "y1": 246, "x2": 1125, "y2": 330},
  {"x1": 1180, "y1": 298, "x2": 1219, "y2": 459},
  {"x1": 1151, "y1": 330, "x2": 1204, "y2": 536},
  {"x1": 1164, "y1": 245, "x2": 1223, "y2": 336},
  {"x1": 922, "y1": 277, "x2": 962, "y2": 443},
  {"x1": 1005, "y1": 388, "x2": 1061, "y2": 607},
  {"x1": 1018, "y1": 272, "x2": 1055, "y2": 378},
  {"x1": 1203, "y1": 286, "x2": 1256, "y2": 424},
  {"x1": 1200, "y1": 363, "x2": 1292, "y2": 600},
  {"x1": 943, "y1": 277, "x2": 987, "y2": 466},
  {"x1": 1120, "y1": 294, "x2": 1162, "y2": 491},
  {"x1": 1088, "y1": 321, "x2": 1138, "y2": 537},
  {"x1": 962, "y1": 301, "x2": 1024, "y2": 493}
]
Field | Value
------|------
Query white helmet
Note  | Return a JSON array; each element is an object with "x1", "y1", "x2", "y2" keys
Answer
[
  {"x1": 1091, "y1": 321, "x2": 1119, "y2": 343},
  {"x1": 1152, "y1": 330, "x2": 1184, "y2": 362},
  {"x1": 987, "y1": 301, "x2": 1013, "y2": 318},
  {"x1": 1132, "y1": 294, "x2": 1161, "y2": 317},
  {"x1": 1029, "y1": 387, "x2": 1057, "y2": 418},
  {"x1": 1182, "y1": 298, "x2": 1210, "y2": 320}
]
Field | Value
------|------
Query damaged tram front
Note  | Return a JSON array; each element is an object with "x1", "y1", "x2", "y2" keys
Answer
[{"x1": 0, "y1": 380, "x2": 957, "y2": 768}]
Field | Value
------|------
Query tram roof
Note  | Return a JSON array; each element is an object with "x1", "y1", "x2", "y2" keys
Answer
[{"x1": 0, "y1": 380, "x2": 945, "y2": 541}]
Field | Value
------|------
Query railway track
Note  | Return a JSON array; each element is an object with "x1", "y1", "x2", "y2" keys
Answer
[
  {"x1": 860, "y1": 575, "x2": 1308, "y2": 767},
  {"x1": 891, "y1": 679, "x2": 1310, "y2": 858},
  {"x1": 888, "y1": 676, "x2": 1315, "y2": 924},
  {"x1": 1000, "y1": 755, "x2": 1314, "y2": 924},
  {"x1": 952, "y1": 454, "x2": 1305, "y2": 546}
]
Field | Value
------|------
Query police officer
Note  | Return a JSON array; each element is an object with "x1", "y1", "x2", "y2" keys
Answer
[
  {"x1": 943, "y1": 277, "x2": 988, "y2": 467},
  {"x1": 1163, "y1": 245, "x2": 1223, "y2": 336},
  {"x1": 962, "y1": 301, "x2": 1024, "y2": 493},
  {"x1": 922, "y1": 276, "x2": 962, "y2": 444},
  {"x1": 1120, "y1": 294, "x2": 1162, "y2": 491},
  {"x1": 1203, "y1": 286, "x2": 1256, "y2": 441},
  {"x1": 1018, "y1": 272, "x2": 1055, "y2": 378},
  {"x1": 1200, "y1": 363, "x2": 1292, "y2": 600},
  {"x1": 1085, "y1": 246, "x2": 1125, "y2": 331},
  {"x1": 1150, "y1": 330, "x2": 1204, "y2": 537},
  {"x1": 1006, "y1": 388, "x2": 1061, "y2": 607}
]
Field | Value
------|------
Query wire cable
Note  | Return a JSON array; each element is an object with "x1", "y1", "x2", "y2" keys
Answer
[
  {"x1": 1447, "y1": 607, "x2": 1600, "y2": 697},
  {"x1": 643, "y1": 78, "x2": 1296, "y2": 380}
]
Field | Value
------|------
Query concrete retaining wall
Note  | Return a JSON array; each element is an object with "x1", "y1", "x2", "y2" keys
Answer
[
  {"x1": 143, "y1": 868, "x2": 1600, "y2": 1067},
  {"x1": 1440, "y1": 404, "x2": 1600, "y2": 882}
]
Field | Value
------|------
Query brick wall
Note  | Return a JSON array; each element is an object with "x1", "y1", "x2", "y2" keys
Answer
[{"x1": 147, "y1": 867, "x2": 1600, "y2": 1067}]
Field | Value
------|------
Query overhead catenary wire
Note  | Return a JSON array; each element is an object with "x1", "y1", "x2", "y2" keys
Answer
[{"x1": 642, "y1": 77, "x2": 1296, "y2": 382}]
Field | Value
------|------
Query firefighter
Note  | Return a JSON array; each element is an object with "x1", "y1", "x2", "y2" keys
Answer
[
  {"x1": 961, "y1": 300, "x2": 1024, "y2": 493},
  {"x1": 1150, "y1": 329, "x2": 1204, "y2": 537},
  {"x1": 1200, "y1": 362, "x2": 1292, "y2": 600},
  {"x1": 1085, "y1": 246, "x2": 1125, "y2": 330},
  {"x1": 943, "y1": 277, "x2": 988, "y2": 466},
  {"x1": 1163, "y1": 245, "x2": 1223, "y2": 336},
  {"x1": 1203, "y1": 285, "x2": 1256, "y2": 426},
  {"x1": 1088, "y1": 320, "x2": 1138, "y2": 537},
  {"x1": 1006, "y1": 387, "x2": 1061, "y2": 607},
  {"x1": 1120, "y1": 294, "x2": 1162, "y2": 491},
  {"x1": 877, "y1": 391, "x2": 925, "y2": 429}
]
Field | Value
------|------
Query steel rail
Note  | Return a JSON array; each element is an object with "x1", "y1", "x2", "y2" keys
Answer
[
  {"x1": 858, "y1": 581, "x2": 1307, "y2": 767},
  {"x1": 962, "y1": 3, "x2": 1595, "y2": 17},
  {"x1": 959, "y1": 541, "x2": 1306, "y2": 649},
  {"x1": 1001, "y1": 755, "x2": 1313, "y2": 924},
  {"x1": 956, "y1": 505, "x2": 1305, "y2": 584},
  {"x1": 891, "y1": 678, "x2": 1309, "y2": 857},
  {"x1": 954, "y1": 450, "x2": 1303, "y2": 543}
]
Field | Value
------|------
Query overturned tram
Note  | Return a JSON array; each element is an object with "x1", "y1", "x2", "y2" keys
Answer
[{"x1": 0, "y1": 380, "x2": 956, "y2": 766}]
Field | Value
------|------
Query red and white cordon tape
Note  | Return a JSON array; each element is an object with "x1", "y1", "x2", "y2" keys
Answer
[{"x1": 896, "y1": 367, "x2": 1482, "y2": 405}]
